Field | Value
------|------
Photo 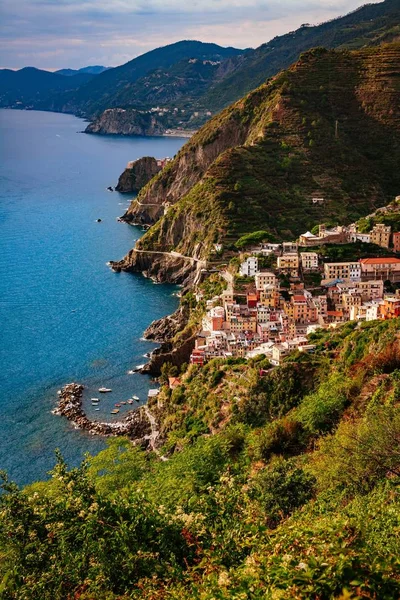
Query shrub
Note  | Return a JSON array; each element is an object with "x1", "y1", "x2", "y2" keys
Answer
[
  {"x1": 296, "y1": 373, "x2": 349, "y2": 434},
  {"x1": 310, "y1": 405, "x2": 400, "y2": 492},
  {"x1": 250, "y1": 457, "x2": 316, "y2": 527}
]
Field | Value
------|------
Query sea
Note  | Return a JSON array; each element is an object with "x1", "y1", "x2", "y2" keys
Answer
[{"x1": 0, "y1": 109, "x2": 185, "y2": 485}]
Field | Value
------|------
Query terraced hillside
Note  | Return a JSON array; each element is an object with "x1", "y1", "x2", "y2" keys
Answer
[
  {"x1": 204, "y1": 0, "x2": 400, "y2": 112},
  {"x1": 118, "y1": 44, "x2": 400, "y2": 282}
]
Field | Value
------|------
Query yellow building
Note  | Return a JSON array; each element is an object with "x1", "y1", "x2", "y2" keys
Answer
[
  {"x1": 323, "y1": 262, "x2": 361, "y2": 281},
  {"x1": 277, "y1": 253, "x2": 299, "y2": 276},
  {"x1": 229, "y1": 316, "x2": 257, "y2": 333},
  {"x1": 370, "y1": 223, "x2": 391, "y2": 249},
  {"x1": 255, "y1": 271, "x2": 277, "y2": 290}
]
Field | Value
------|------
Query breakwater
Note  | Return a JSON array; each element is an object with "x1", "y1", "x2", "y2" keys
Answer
[{"x1": 53, "y1": 383, "x2": 151, "y2": 440}]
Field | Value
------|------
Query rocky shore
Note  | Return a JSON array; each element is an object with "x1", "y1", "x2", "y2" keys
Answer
[{"x1": 53, "y1": 383, "x2": 151, "y2": 443}]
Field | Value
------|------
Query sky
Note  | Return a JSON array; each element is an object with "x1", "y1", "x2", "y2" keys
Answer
[{"x1": 0, "y1": 0, "x2": 380, "y2": 71}]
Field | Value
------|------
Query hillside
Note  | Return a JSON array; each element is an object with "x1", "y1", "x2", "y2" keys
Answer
[
  {"x1": 116, "y1": 43, "x2": 400, "y2": 283},
  {"x1": 43, "y1": 41, "x2": 243, "y2": 117},
  {"x1": 1, "y1": 317, "x2": 399, "y2": 598},
  {"x1": 203, "y1": 0, "x2": 400, "y2": 112},
  {"x1": 0, "y1": 67, "x2": 95, "y2": 108}
]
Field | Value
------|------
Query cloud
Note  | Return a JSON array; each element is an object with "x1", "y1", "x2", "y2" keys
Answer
[{"x1": 0, "y1": 0, "x2": 377, "y2": 70}]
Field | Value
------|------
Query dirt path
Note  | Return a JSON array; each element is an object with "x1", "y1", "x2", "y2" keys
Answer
[{"x1": 144, "y1": 405, "x2": 168, "y2": 461}]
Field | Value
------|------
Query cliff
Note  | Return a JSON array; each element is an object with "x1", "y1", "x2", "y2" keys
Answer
[
  {"x1": 115, "y1": 157, "x2": 161, "y2": 193},
  {"x1": 118, "y1": 44, "x2": 400, "y2": 281},
  {"x1": 85, "y1": 108, "x2": 165, "y2": 136}
]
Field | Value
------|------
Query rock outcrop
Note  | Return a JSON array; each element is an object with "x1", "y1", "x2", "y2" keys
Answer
[
  {"x1": 110, "y1": 247, "x2": 206, "y2": 286},
  {"x1": 141, "y1": 305, "x2": 195, "y2": 376},
  {"x1": 116, "y1": 157, "x2": 161, "y2": 193},
  {"x1": 85, "y1": 108, "x2": 165, "y2": 136}
]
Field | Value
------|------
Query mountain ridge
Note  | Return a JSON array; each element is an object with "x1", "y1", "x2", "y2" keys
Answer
[{"x1": 116, "y1": 43, "x2": 400, "y2": 283}]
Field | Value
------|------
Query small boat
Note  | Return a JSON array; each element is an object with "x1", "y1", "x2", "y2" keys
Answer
[
  {"x1": 132, "y1": 395, "x2": 139, "y2": 400},
  {"x1": 115, "y1": 403, "x2": 121, "y2": 407},
  {"x1": 91, "y1": 398, "x2": 99, "y2": 402},
  {"x1": 96, "y1": 218, "x2": 102, "y2": 222},
  {"x1": 99, "y1": 387, "x2": 112, "y2": 393},
  {"x1": 111, "y1": 409, "x2": 119, "y2": 414},
  {"x1": 120, "y1": 401, "x2": 127, "y2": 405},
  {"x1": 94, "y1": 408, "x2": 100, "y2": 411},
  {"x1": 107, "y1": 186, "x2": 114, "y2": 192},
  {"x1": 91, "y1": 402, "x2": 99, "y2": 406},
  {"x1": 127, "y1": 399, "x2": 134, "y2": 405}
]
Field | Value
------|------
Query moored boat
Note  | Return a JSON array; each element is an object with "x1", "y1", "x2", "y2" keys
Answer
[{"x1": 99, "y1": 387, "x2": 112, "y2": 393}]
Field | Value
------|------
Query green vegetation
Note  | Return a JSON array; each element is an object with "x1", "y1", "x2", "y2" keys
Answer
[
  {"x1": 2, "y1": 319, "x2": 400, "y2": 598},
  {"x1": 136, "y1": 43, "x2": 400, "y2": 260},
  {"x1": 235, "y1": 230, "x2": 277, "y2": 248},
  {"x1": 357, "y1": 200, "x2": 400, "y2": 234}
]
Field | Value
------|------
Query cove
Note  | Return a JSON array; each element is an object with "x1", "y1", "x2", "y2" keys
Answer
[{"x1": 0, "y1": 109, "x2": 185, "y2": 485}]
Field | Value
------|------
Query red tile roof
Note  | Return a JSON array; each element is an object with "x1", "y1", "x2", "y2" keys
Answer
[{"x1": 360, "y1": 257, "x2": 400, "y2": 264}]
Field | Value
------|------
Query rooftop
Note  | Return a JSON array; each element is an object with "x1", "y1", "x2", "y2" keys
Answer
[{"x1": 360, "y1": 257, "x2": 400, "y2": 265}]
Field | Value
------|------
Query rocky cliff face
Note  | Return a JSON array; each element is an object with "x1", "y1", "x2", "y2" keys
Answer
[
  {"x1": 115, "y1": 157, "x2": 161, "y2": 193},
  {"x1": 140, "y1": 305, "x2": 195, "y2": 375},
  {"x1": 85, "y1": 108, "x2": 165, "y2": 136},
  {"x1": 118, "y1": 44, "x2": 400, "y2": 277}
]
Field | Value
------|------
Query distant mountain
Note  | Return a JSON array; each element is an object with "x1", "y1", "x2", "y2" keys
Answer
[
  {"x1": 55, "y1": 66, "x2": 110, "y2": 76},
  {"x1": 48, "y1": 0, "x2": 400, "y2": 130},
  {"x1": 0, "y1": 67, "x2": 95, "y2": 108},
  {"x1": 42, "y1": 40, "x2": 244, "y2": 117},
  {"x1": 2, "y1": 1, "x2": 399, "y2": 127}
]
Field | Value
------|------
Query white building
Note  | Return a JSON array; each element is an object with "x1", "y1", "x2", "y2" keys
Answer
[
  {"x1": 350, "y1": 232, "x2": 371, "y2": 244},
  {"x1": 240, "y1": 256, "x2": 258, "y2": 277},
  {"x1": 300, "y1": 252, "x2": 319, "y2": 271}
]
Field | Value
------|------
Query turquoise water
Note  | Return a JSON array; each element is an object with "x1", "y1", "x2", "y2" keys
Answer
[{"x1": 0, "y1": 109, "x2": 184, "y2": 485}]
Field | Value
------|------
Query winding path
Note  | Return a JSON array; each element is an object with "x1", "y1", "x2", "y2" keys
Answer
[{"x1": 144, "y1": 405, "x2": 168, "y2": 461}]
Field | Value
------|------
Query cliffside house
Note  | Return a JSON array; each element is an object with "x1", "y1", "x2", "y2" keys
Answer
[
  {"x1": 359, "y1": 257, "x2": 400, "y2": 282},
  {"x1": 277, "y1": 254, "x2": 299, "y2": 277},
  {"x1": 240, "y1": 256, "x2": 258, "y2": 277},
  {"x1": 370, "y1": 223, "x2": 391, "y2": 249},
  {"x1": 300, "y1": 252, "x2": 319, "y2": 271},
  {"x1": 392, "y1": 232, "x2": 400, "y2": 253},
  {"x1": 255, "y1": 271, "x2": 277, "y2": 291},
  {"x1": 323, "y1": 262, "x2": 361, "y2": 282}
]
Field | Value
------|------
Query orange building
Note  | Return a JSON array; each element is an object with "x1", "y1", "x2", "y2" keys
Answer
[
  {"x1": 380, "y1": 297, "x2": 400, "y2": 319},
  {"x1": 392, "y1": 232, "x2": 400, "y2": 254}
]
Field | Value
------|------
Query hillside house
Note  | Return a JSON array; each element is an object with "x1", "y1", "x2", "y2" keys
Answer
[
  {"x1": 300, "y1": 252, "x2": 319, "y2": 270},
  {"x1": 370, "y1": 224, "x2": 391, "y2": 249},
  {"x1": 360, "y1": 257, "x2": 400, "y2": 282},
  {"x1": 240, "y1": 256, "x2": 258, "y2": 277},
  {"x1": 255, "y1": 271, "x2": 277, "y2": 290},
  {"x1": 323, "y1": 262, "x2": 361, "y2": 282}
]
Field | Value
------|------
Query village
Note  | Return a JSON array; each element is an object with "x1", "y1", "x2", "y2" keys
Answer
[{"x1": 190, "y1": 213, "x2": 400, "y2": 367}]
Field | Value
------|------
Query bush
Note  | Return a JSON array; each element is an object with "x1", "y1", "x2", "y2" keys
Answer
[
  {"x1": 250, "y1": 457, "x2": 316, "y2": 527},
  {"x1": 296, "y1": 373, "x2": 349, "y2": 434},
  {"x1": 248, "y1": 417, "x2": 305, "y2": 461},
  {"x1": 310, "y1": 405, "x2": 400, "y2": 492}
]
